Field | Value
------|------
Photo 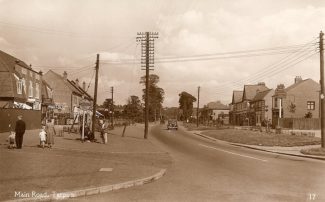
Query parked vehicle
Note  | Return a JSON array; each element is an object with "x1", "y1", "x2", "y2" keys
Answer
[{"x1": 167, "y1": 119, "x2": 178, "y2": 130}]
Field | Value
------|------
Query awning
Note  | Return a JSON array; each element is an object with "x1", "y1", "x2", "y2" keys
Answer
[{"x1": 13, "y1": 101, "x2": 32, "y2": 109}]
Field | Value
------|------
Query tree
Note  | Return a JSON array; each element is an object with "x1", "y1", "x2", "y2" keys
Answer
[
  {"x1": 124, "y1": 95, "x2": 143, "y2": 123},
  {"x1": 178, "y1": 91, "x2": 196, "y2": 121},
  {"x1": 140, "y1": 74, "x2": 165, "y2": 121},
  {"x1": 101, "y1": 98, "x2": 113, "y2": 119}
]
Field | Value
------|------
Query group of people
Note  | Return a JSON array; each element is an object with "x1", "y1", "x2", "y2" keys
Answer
[
  {"x1": 79, "y1": 120, "x2": 109, "y2": 144},
  {"x1": 7, "y1": 115, "x2": 55, "y2": 149},
  {"x1": 39, "y1": 120, "x2": 55, "y2": 149},
  {"x1": 7, "y1": 115, "x2": 110, "y2": 149}
]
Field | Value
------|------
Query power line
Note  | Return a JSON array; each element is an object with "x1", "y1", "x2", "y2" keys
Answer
[
  {"x1": 215, "y1": 50, "x2": 319, "y2": 95},
  {"x1": 99, "y1": 42, "x2": 317, "y2": 64}
]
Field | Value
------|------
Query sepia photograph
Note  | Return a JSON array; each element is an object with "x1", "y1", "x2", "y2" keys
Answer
[{"x1": 0, "y1": 0, "x2": 325, "y2": 201}]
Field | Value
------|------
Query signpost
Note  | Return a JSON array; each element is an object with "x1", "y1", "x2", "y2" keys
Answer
[{"x1": 79, "y1": 99, "x2": 91, "y2": 142}]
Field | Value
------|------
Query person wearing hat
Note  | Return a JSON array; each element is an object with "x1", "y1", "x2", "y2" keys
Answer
[{"x1": 15, "y1": 115, "x2": 26, "y2": 149}]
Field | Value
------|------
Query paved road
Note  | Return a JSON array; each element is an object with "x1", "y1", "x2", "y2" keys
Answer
[{"x1": 77, "y1": 124, "x2": 325, "y2": 202}]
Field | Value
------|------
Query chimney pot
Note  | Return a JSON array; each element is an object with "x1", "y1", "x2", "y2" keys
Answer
[
  {"x1": 294, "y1": 76, "x2": 302, "y2": 84},
  {"x1": 82, "y1": 81, "x2": 86, "y2": 91},
  {"x1": 63, "y1": 71, "x2": 68, "y2": 80}
]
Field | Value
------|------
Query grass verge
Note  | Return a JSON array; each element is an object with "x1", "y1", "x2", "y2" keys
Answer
[
  {"x1": 198, "y1": 128, "x2": 320, "y2": 147},
  {"x1": 301, "y1": 147, "x2": 325, "y2": 156}
]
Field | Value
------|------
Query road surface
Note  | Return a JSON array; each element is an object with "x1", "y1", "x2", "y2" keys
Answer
[{"x1": 76, "y1": 124, "x2": 325, "y2": 202}]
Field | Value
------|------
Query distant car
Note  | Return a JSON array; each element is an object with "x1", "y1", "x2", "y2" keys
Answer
[{"x1": 167, "y1": 119, "x2": 178, "y2": 130}]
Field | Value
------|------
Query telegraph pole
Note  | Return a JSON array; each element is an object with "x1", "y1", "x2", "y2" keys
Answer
[
  {"x1": 111, "y1": 86, "x2": 114, "y2": 129},
  {"x1": 197, "y1": 86, "x2": 200, "y2": 127},
  {"x1": 137, "y1": 32, "x2": 158, "y2": 139},
  {"x1": 320, "y1": 31, "x2": 325, "y2": 148},
  {"x1": 92, "y1": 54, "x2": 99, "y2": 135}
]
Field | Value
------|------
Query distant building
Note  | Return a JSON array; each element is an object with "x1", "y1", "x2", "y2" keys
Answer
[
  {"x1": 43, "y1": 70, "x2": 93, "y2": 125},
  {"x1": 206, "y1": 101, "x2": 229, "y2": 121}
]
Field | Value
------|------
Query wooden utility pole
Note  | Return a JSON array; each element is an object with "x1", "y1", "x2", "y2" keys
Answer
[
  {"x1": 197, "y1": 86, "x2": 200, "y2": 127},
  {"x1": 137, "y1": 32, "x2": 158, "y2": 139},
  {"x1": 320, "y1": 31, "x2": 325, "y2": 148},
  {"x1": 92, "y1": 54, "x2": 99, "y2": 135},
  {"x1": 111, "y1": 86, "x2": 114, "y2": 129}
]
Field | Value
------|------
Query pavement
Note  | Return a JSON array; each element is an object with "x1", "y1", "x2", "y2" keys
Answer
[
  {"x1": 0, "y1": 124, "x2": 171, "y2": 202},
  {"x1": 188, "y1": 129, "x2": 325, "y2": 161}
]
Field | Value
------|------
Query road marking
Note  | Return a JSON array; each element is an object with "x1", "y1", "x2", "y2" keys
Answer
[
  {"x1": 99, "y1": 168, "x2": 113, "y2": 172},
  {"x1": 198, "y1": 144, "x2": 268, "y2": 162}
]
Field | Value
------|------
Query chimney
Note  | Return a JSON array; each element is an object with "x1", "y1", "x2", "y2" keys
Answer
[
  {"x1": 82, "y1": 81, "x2": 86, "y2": 91},
  {"x1": 75, "y1": 78, "x2": 79, "y2": 87},
  {"x1": 63, "y1": 71, "x2": 68, "y2": 80},
  {"x1": 257, "y1": 82, "x2": 265, "y2": 86},
  {"x1": 294, "y1": 76, "x2": 302, "y2": 84}
]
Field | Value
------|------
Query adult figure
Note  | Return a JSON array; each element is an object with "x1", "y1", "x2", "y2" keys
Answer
[
  {"x1": 100, "y1": 120, "x2": 108, "y2": 144},
  {"x1": 15, "y1": 115, "x2": 26, "y2": 149},
  {"x1": 45, "y1": 119, "x2": 55, "y2": 148}
]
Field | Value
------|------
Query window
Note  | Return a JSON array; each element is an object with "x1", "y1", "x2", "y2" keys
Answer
[
  {"x1": 22, "y1": 78, "x2": 26, "y2": 93},
  {"x1": 29, "y1": 81, "x2": 33, "y2": 97},
  {"x1": 307, "y1": 101, "x2": 315, "y2": 110},
  {"x1": 274, "y1": 98, "x2": 278, "y2": 108},
  {"x1": 21, "y1": 68, "x2": 27, "y2": 75},
  {"x1": 35, "y1": 83, "x2": 39, "y2": 98},
  {"x1": 17, "y1": 80, "x2": 23, "y2": 94}
]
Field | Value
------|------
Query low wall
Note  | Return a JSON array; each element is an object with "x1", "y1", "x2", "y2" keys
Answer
[{"x1": 0, "y1": 109, "x2": 41, "y2": 133}]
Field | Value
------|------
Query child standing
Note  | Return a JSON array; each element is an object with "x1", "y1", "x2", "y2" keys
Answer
[
  {"x1": 39, "y1": 127, "x2": 47, "y2": 149},
  {"x1": 7, "y1": 131, "x2": 15, "y2": 149}
]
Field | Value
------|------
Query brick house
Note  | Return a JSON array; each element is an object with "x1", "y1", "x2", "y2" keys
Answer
[
  {"x1": 0, "y1": 50, "x2": 44, "y2": 109},
  {"x1": 43, "y1": 70, "x2": 93, "y2": 125},
  {"x1": 205, "y1": 101, "x2": 230, "y2": 124},
  {"x1": 229, "y1": 90, "x2": 243, "y2": 125},
  {"x1": 0, "y1": 50, "x2": 53, "y2": 132},
  {"x1": 230, "y1": 83, "x2": 269, "y2": 126},
  {"x1": 249, "y1": 89, "x2": 274, "y2": 126},
  {"x1": 272, "y1": 76, "x2": 320, "y2": 122}
]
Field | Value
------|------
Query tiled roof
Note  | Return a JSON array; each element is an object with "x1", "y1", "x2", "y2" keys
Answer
[
  {"x1": 206, "y1": 101, "x2": 229, "y2": 110},
  {"x1": 232, "y1": 91, "x2": 243, "y2": 104},
  {"x1": 243, "y1": 84, "x2": 269, "y2": 101},
  {"x1": 252, "y1": 89, "x2": 272, "y2": 101},
  {"x1": 45, "y1": 70, "x2": 93, "y2": 101},
  {"x1": 285, "y1": 78, "x2": 319, "y2": 92},
  {"x1": 0, "y1": 50, "x2": 30, "y2": 99}
]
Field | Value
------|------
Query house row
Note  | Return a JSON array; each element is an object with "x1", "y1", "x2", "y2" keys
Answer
[
  {"x1": 0, "y1": 50, "x2": 54, "y2": 132},
  {"x1": 0, "y1": 50, "x2": 93, "y2": 131},
  {"x1": 43, "y1": 70, "x2": 93, "y2": 125},
  {"x1": 229, "y1": 76, "x2": 320, "y2": 127}
]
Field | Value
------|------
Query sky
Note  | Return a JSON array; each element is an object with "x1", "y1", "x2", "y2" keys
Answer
[{"x1": 0, "y1": 0, "x2": 325, "y2": 107}]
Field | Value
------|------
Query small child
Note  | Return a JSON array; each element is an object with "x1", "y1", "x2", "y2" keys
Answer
[
  {"x1": 7, "y1": 131, "x2": 15, "y2": 149},
  {"x1": 39, "y1": 127, "x2": 47, "y2": 149}
]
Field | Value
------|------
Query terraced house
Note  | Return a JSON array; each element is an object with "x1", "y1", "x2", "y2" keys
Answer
[
  {"x1": 0, "y1": 50, "x2": 52, "y2": 132},
  {"x1": 43, "y1": 70, "x2": 93, "y2": 125},
  {"x1": 230, "y1": 82, "x2": 269, "y2": 126}
]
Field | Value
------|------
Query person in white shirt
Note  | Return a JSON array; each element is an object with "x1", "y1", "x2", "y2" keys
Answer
[{"x1": 39, "y1": 127, "x2": 47, "y2": 149}]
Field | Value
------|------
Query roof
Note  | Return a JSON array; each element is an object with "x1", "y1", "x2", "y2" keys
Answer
[
  {"x1": 206, "y1": 101, "x2": 229, "y2": 110},
  {"x1": 0, "y1": 50, "x2": 31, "y2": 71},
  {"x1": 232, "y1": 91, "x2": 243, "y2": 104},
  {"x1": 0, "y1": 50, "x2": 31, "y2": 99},
  {"x1": 252, "y1": 89, "x2": 273, "y2": 101},
  {"x1": 285, "y1": 78, "x2": 319, "y2": 92},
  {"x1": 243, "y1": 84, "x2": 269, "y2": 101},
  {"x1": 44, "y1": 70, "x2": 93, "y2": 101}
]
